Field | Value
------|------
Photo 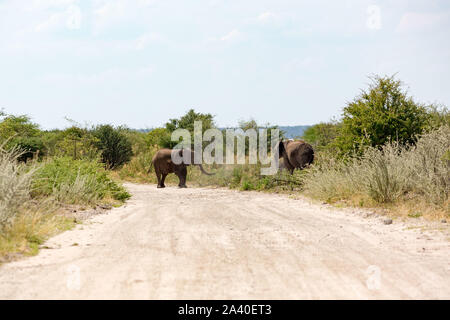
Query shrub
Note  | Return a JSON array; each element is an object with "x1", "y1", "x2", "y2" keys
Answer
[
  {"x1": 335, "y1": 75, "x2": 431, "y2": 155},
  {"x1": 147, "y1": 128, "x2": 173, "y2": 148},
  {"x1": 93, "y1": 125, "x2": 133, "y2": 169},
  {"x1": 118, "y1": 148, "x2": 155, "y2": 183},
  {"x1": 14, "y1": 137, "x2": 46, "y2": 162},
  {"x1": 32, "y1": 157, "x2": 130, "y2": 204},
  {"x1": 45, "y1": 127, "x2": 99, "y2": 160},
  {"x1": 0, "y1": 114, "x2": 45, "y2": 160},
  {"x1": 165, "y1": 109, "x2": 215, "y2": 148},
  {"x1": 303, "y1": 126, "x2": 450, "y2": 206},
  {"x1": 302, "y1": 121, "x2": 341, "y2": 152},
  {"x1": 0, "y1": 148, "x2": 36, "y2": 229},
  {"x1": 403, "y1": 125, "x2": 450, "y2": 204}
]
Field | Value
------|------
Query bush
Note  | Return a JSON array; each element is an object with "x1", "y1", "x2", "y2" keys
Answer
[
  {"x1": 0, "y1": 114, "x2": 45, "y2": 160},
  {"x1": 118, "y1": 148, "x2": 155, "y2": 183},
  {"x1": 93, "y1": 125, "x2": 133, "y2": 169},
  {"x1": 43, "y1": 127, "x2": 99, "y2": 160},
  {"x1": 32, "y1": 157, "x2": 130, "y2": 204},
  {"x1": 335, "y1": 75, "x2": 431, "y2": 155},
  {"x1": 302, "y1": 121, "x2": 340, "y2": 152},
  {"x1": 147, "y1": 128, "x2": 173, "y2": 148},
  {"x1": 14, "y1": 137, "x2": 46, "y2": 162},
  {"x1": 0, "y1": 148, "x2": 36, "y2": 229}
]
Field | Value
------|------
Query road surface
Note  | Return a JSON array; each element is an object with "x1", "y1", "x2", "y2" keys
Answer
[{"x1": 1, "y1": 183, "x2": 449, "y2": 299}]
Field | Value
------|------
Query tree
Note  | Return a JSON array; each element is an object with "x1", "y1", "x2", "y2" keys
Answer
[
  {"x1": 335, "y1": 75, "x2": 431, "y2": 154},
  {"x1": 93, "y1": 125, "x2": 133, "y2": 169},
  {"x1": 302, "y1": 121, "x2": 340, "y2": 151},
  {"x1": 147, "y1": 128, "x2": 173, "y2": 148},
  {"x1": 166, "y1": 109, "x2": 215, "y2": 133},
  {"x1": 236, "y1": 119, "x2": 283, "y2": 154},
  {"x1": 165, "y1": 109, "x2": 215, "y2": 148},
  {"x1": 0, "y1": 113, "x2": 45, "y2": 161},
  {"x1": 0, "y1": 114, "x2": 40, "y2": 141}
]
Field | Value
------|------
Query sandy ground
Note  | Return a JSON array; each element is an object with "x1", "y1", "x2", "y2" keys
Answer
[{"x1": 0, "y1": 183, "x2": 449, "y2": 299}]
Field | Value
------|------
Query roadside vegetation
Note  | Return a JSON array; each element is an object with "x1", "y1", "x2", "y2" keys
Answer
[
  {"x1": 0, "y1": 113, "x2": 131, "y2": 262},
  {"x1": 1, "y1": 74, "x2": 449, "y2": 261}
]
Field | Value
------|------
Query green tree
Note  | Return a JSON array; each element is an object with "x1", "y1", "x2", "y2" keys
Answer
[
  {"x1": 147, "y1": 128, "x2": 172, "y2": 148},
  {"x1": 236, "y1": 119, "x2": 283, "y2": 154},
  {"x1": 165, "y1": 109, "x2": 215, "y2": 148},
  {"x1": 166, "y1": 109, "x2": 215, "y2": 133},
  {"x1": 93, "y1": 125, "x2": 133, "y2": 169},
  {"x1": 302, "y1": 121, "x2": 340, "y2": 151},
  {"x1": 0, "y1": 113, "x2": 45, "y2": 161},
  {"x1": 0, "y1": 114, "x2": 40, "y2": 141},
  {"x1": 335, "y1": 75, "x2": 431, "y2": 154}
]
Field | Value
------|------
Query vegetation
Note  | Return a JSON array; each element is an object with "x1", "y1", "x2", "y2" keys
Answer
[
  {"x1": 93, "y1": 125, "x2": 133, "y2": 169},
  {"x1": 302, "y1": 121, "x2": 340, "y2": 152},
  {"x1": 303, "y1": 126, "x2": 449, "y2": 207},
  {"x1": 32, "y1": 157, "x2": 130, "y2": 204},
  {"x1": 334, "y1": 75, "x2": 435, "y2": 155},
  {"x1": 0, "y1": 115, "x2": 131, "y2": 262}
]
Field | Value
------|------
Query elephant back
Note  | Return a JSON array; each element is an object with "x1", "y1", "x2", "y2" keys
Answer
[{"x1": 286, "y1": 140, "x2": 314, "y2": 169}]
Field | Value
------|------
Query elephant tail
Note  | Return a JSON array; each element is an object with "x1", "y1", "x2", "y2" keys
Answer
[
  {"x1": 147, "y1": 162, "x2": 154, "y2": 174},
  {"x1": 197, "y1": 164, "x2": 215, "y2": 176}
]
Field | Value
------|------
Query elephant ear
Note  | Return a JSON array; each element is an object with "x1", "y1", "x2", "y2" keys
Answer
[{"x1": 278, "y1": 140, "x2": 286, "y2": 158}]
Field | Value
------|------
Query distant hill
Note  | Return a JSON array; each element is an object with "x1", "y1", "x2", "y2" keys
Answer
[
  {"x1": 278, "y1": 126, "x2": 311, "y2": 139},
  {"x1": 136, "y1": 125, "x2": 311, "y2": 139}
]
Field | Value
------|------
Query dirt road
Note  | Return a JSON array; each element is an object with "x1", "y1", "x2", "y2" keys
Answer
[{"x1": 1, "y1": 183, "x2": 449, "y2": 299}]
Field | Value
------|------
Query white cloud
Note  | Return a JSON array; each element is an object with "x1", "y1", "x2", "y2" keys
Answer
[
  {"x1": 34, "y1": 4, "x2": 82, "y2": 32},
  {"x1": 30, "y1": 0, "x2": 75, "y2": 9},
  {"x1": 366, "y1": 5, "x2": 382, "y2": 30},
  {"x1": 35, "y1": 12, "x2": 63, "y2": 32},
  {"x1": 396, "y1": 12, "x2": 449, "y2": 33},
  {"x1": 284, "y1": 56, "x2": 325, "y2": 72},
  {"x1": 66, "y1": 5, "x2": 82, "y2": 30},
  {"x1": 257, "y1": 11, "x2": 276, "y2": 23},
  {"x1": 93, "y1": 0, "x2": 157, "y2": 32},
  {"x1": 220, "y1": 29, "x2": 241, "y2": 42},
  {"x1": 135, "y1": 32, "x2": 165, "y2": 50}
]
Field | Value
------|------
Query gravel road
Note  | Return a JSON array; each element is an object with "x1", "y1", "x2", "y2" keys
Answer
[{"x1": 0, "y1": 183, "x2": 449, "y2": 299}]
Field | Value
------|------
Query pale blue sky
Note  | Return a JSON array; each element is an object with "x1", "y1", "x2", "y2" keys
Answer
[{"x1": 1, "y1": 0, "x2": 449, "y2": 129}]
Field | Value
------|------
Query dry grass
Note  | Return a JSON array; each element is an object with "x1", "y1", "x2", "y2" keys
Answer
[
  {"x1": 0, "y1": 149, "x2": 129, "y2": 262},
  {"x1": 303, "y1": 126, "x2": 450, "y2": 219},
  {"x1": 0, "y1": 148, "x2": 37, "y2": 229},
  {"x1": 0, "y1": 202, "x2": 75, "y2": 263}
]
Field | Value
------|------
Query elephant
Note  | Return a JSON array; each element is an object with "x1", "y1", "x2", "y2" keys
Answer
[
  {"x1": 277, "y1": 140, "x2": 314, "y2": 174},
  {"x1": 151, "y1": 148, "x2": 214, "y2": 188}
]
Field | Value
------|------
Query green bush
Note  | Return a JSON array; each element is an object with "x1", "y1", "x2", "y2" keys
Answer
[
  {"x1": 335, "y1": 75, "x2": 431, "y2": 155},
  {"x1": 302, "y1": 122, "x2": 340, "y2": 152},
  {"x1": 147, "y1": 128, "x2": 173, "y2": 148},
  {"x1": 93, "y1": 125, "x2": 133, "y2": 169},
  {"x1": 0, "y1": 113, "x2": 46, "y2": 161},
  {"x1": 32, "y1": 157, "x2": 130, "y2": 204},
  {"x1": 14, "y1": 137, "x2": 46, "y2": 162}
]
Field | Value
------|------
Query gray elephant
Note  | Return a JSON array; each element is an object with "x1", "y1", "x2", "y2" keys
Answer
[
  {"x1": 277, "y1": 140, "x2": 314, "y2": 174},
  {"x1": 151, "y1": 148, "x2": 214, "y2": 188}
]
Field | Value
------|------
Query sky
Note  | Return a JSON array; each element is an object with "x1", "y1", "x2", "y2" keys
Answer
[{"x1": 1, "y1": 0, "x2": 449, "y2": 129}]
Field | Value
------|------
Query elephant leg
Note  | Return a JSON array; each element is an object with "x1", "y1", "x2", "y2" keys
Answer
[
  {"x1": 177, "y1": 166, "x2": 188, "y2": 188},
  {"x1": 160, "y1": 173, "x2": 167, "y2": 188},
  {"x1": 155, "y1": 168, "x2": 163, "y2": 188}
]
